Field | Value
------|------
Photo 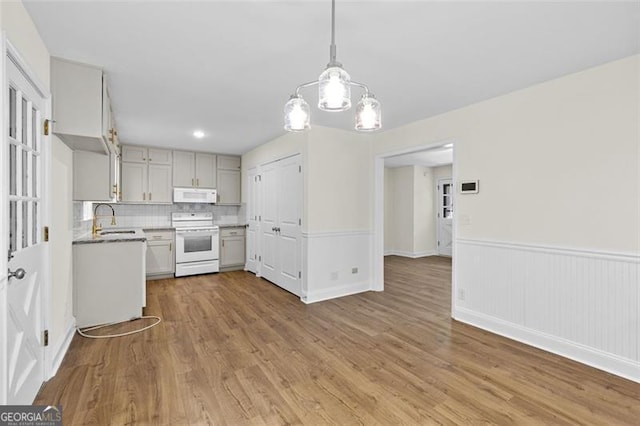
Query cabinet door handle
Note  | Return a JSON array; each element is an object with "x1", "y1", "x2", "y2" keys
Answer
[
  {"x1": 222, "y1": 240, "x2": 225, "y2": 247},
  {"x1": 192, "y1": 178, "x2": 195, "y2": 187},
  {"x1": 149, "y1": 193, "x2": 152, "y2": 201},
  {"x1": 196, "y1": 178, "x2": 199, "y2": 187},
  {"x1": 143, "y1": 192, "x2": 146, "y2": 201},
  {"x1": 169, "y1": 243, "x2": 172, "y2": 251}
]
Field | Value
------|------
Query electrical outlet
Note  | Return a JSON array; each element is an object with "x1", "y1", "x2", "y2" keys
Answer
[
  {"x1": 351, "y1": 267, "x2": 358, "y2": 274},
  {"x1": 458, "y1": 288, "x2": 466, "y2": 301},
  {"x1": 330, "y1": 272, "x2": 339, "y2": 281}
]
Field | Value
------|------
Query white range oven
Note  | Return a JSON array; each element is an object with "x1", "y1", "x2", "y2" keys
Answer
[{"x1": 172, "y1": 212, "x2": 219, "y2": 277}]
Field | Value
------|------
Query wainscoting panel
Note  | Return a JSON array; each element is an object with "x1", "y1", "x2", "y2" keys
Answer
[
  {"x1": 455, "y1": 239, "x2": 639, "y2": 382},
  {"x1": 302, "y1": 231, "x2": 372, "y2": 304}
]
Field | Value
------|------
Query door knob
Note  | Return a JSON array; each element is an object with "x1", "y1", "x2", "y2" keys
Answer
[{"x1": 8, "y1": 268, "x2": 26, "y2": 280}]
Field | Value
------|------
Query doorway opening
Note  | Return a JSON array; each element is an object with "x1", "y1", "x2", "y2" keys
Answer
[{"x1": 373, "y1": 140, "x2": 456, "y2": 315}]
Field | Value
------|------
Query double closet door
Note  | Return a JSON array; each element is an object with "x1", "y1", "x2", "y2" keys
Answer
[{"x1": 257, "y1": 155, "x2": 302, "y2": 296}]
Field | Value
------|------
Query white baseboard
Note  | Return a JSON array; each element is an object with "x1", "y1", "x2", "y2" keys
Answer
[
  {"x1": 301, "y1": 280, "x2": 371, "y2": 304},
  {"x1": 454, "y1": 307, "x2": 640, "y2": 384},
  {"x1": 384, "y1": 250, "x2": 436, "y2": 258},
  {"x1": 48, "y1": 319, "x2": 76, "y2": 379}
]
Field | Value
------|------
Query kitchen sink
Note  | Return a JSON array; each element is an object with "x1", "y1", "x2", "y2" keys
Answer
[{"x1": 99, "y1": 230, "x2": 136, "y2": 236}]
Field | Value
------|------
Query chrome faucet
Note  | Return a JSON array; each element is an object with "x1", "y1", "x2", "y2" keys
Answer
[{"x1": 92, "y1": 203, "x2": 117, "y2": 236}]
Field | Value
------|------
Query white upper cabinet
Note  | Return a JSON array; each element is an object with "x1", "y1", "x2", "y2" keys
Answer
[
  {"x1": 172, "y1": 151, "x2": 195, "y2": 187},
  {"x1": 122, "y1": 146, "x2": 172, "y2": 165},
  {"x1": 195, "y1": 153, "x2": 217, "y2": 188},
  {"x1": 217, "y1": 155, "x2": 241, "y2": 171},
  {"x1": 121, "y1": 161, "x2": 147, "y2": 203},
  {"x1": 217, "y1": 155, "x2": 242, "y2": 205},
  {"x1": 148, "y1": 164, "x2": 172, "y2": 203},
  {"x1": 73, "y1": 151, "x2": 112, "y2": 201},
  {"x1": 101, "y1": 81, "x2": 117, "y2": 150},
  {"x1": 148, "y1": 148, "x2": 172, "y2": 165},
  {"x1": 73, "y1": 150, "x2": 120, "y2": 202},
  {"x1": 121, "y1": 145, "x2": 172, "y2": 203},
  {"x1": 217, "y1": 169, "x2": 241, "y2": 205},
  {"x1": 121, "y1": 145, "x2": 147, "y2": 163},
  {"x1": 51, "y1": 57, "x2": 117, "y2": 155},
  {"x1": 173, "y1": 151, "x2": 216, "y2": 188}
]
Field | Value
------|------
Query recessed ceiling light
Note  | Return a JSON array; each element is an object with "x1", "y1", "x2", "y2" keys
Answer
[{"x1": 193, "y1": 130, "x2": 205, "y2": 139}]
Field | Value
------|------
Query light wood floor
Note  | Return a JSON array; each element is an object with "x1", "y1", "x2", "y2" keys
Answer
[{"x1": 37, "y1": 256, "x2": 640, "y2": 425}]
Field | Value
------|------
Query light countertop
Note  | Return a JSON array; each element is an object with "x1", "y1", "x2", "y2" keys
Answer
[{"x1": 73, "y1": 229, "x2": 147, "y2": 245}]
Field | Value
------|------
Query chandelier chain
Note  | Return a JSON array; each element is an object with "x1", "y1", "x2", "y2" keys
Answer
[{"x1": 330, "y1": 0, "x2": 337, "y2": 65}]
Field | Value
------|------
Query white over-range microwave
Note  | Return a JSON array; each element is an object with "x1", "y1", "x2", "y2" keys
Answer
[{"x1": 173, "y1": 187, "x2": 217, "y2": 204}]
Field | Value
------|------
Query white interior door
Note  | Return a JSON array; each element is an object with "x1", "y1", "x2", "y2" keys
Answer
[
  {"x1": 5, "y1": 51, "x2": 49, "y2": 404},
  {"x1": 257, "y1": 155, "x2": 302, "y2": 296},
  {"x1": 246, "y1": 168, "x2": 258, "y2": 274},
  {"x1": 275, "y1": 156, "x2": 302, "y2": 296},
  {"x1": 437, "y1": 178, "x2": 453, "y2": 257},
  {"x1": 260, "y1": 162, "x2": 278, "y2": 283}
]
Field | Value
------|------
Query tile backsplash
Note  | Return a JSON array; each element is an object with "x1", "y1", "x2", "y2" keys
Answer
[{"x1": 73, "y1": 202, "x2": 244, "y2": 239}]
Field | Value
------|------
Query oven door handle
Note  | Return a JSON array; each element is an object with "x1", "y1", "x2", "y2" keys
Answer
[{"x1": 176, "y1": 229, "x2": 219, "y2": 235}]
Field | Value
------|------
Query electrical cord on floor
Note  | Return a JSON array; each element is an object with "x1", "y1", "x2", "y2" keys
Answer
[{"x1": 76, "y1": 316, "x2": 162, "y2": 339}]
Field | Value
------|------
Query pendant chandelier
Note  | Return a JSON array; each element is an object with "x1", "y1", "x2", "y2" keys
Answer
[{"x1": 284, "y1": 0, "x2": 381, "y2": 132}]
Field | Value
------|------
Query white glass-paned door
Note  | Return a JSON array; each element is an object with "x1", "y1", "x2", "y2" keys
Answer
[
  {"x1": 437, "y1": 179, "x2": 453, "y2": 257},
  {"x1": 6, "y1": 51, "x2": 48, "y2": 405}
]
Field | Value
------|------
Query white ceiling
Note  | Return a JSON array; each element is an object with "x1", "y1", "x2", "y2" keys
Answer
[
  {"x1": 24, "y1": 1, "x2": 640, "y2": 155},
  {"x1": 384, "y1": 145, "x2": 453, "y2": 168}
]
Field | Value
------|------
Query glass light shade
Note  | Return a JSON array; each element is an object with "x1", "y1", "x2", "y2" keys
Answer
[
  {"x1": 284, "y1": 96, "x2": 310, "y2": 132},
  {"x1": 355, "y1": 94, "x2": 381, "y2": 131},
  {"x1": 318, "y1": 66, "x2": 351, "y2": 111}
]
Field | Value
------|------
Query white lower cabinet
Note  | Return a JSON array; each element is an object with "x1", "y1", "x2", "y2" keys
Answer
[
  {"x1": 220, "y1": 227, "x2": 245, "y2": 270},
  {"x1": 145, "y1": 230, "x2": 175, "y2": 278},
  {"x1": 74, "y1": 240, "x2": 145, "y2": 328}
]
